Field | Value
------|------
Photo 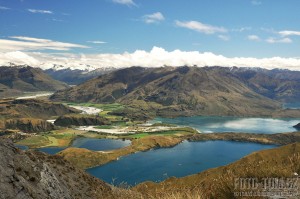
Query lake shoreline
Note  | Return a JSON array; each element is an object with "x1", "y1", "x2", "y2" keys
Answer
[{"x1": 56, "y1": 131, "x2": 300, "y2": 169}]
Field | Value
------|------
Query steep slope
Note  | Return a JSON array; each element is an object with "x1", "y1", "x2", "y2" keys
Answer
[
  {"x1": 51, "y1": 66, "x2": 283, "y2": 117},
  {"x1": 0, "y1": 139, "x2": 119, "y2": 199},
  {"x1": 134, "y1": 142, "x2": 300, "y2": 198},
  {"x1": 0, "y1": 66, "x2": 69, "y2": 98}
]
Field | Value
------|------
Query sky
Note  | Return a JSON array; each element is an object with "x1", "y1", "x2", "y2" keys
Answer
[{"x1": 1, "y1": 0, "x2": 300, "y2": 70}]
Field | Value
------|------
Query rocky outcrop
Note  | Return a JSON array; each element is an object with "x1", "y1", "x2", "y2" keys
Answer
[
  {"x1": 5, "y1": 118, "x2": 55, "y2": 133},
  {"x1": 54, "y1": 114, "x2": 111, "y2": 127},
  {"x1": 0, "y1": 139, "x2": 117, "y2": 199},
  {"x1": 293, "y1": 123, "x2": 300, "y2": 130}
]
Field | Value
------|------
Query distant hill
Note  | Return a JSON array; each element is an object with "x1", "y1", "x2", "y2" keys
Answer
[
  {"x1": 44, "y1": 67, "x2": 116, "y2": 85},
  {"x1": 0, "y1": 66, "x2": 69, "y2": 98},
  {"x1": 50, "y1": 66, "x2": 300, "y2": 117}
]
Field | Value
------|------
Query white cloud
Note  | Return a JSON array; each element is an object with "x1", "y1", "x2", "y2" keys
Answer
[
  {"x1": 218, "y1": 35, "x2": 230, "y2": 41},
  {"x1": 0, "y1": 51, "x2": 40, "y2": 66},
  {"x1": 87, "y1": 41, "x2": 107, "y2": 44},
  {"x1": 278, "y1": 30, "x2": 300, "y2": 37},
  {"x1": 247, "y1": 35, "x2": 261, "y2": 41},
  {"x1": 0, "y1": 6, "x2": 10, "y2": 10},
  {"x1": 175, "y1": 20, "x2": 227, "y2": 34},
  {"x1": 0, "y1": 36, "x2": 89, "y2": 52},
  {"x1": 143, "y1": 12, "x2": 165, "y2": 24},
  {"x1": 251, "y1": 0, "x2": 262, "y2": 5},
  {"x1": 266, "y1": 37, "x2": 292, "y2": 44},
  {"x1": 28, "y1": 9, "x2": 53, "y2": 14},
  {"x1": 1, "y1": 46, "x2": 300, "y2": 71},
  {"x1": 112, "y1": 0, "x2": 135, "y2": 6}
]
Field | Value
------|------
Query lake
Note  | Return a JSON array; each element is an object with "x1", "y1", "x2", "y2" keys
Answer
[
  {"x1": 151, "y1": 116, "x2": 299, "y2": 134},
  {"x1": 86, "y1": 141, "x2": 276, "y2": 185},
  {"x1": 283, "y1": 102, "x2": 300, "y2": 109},
  {"x1": 17, "y1": 138, "x2": 131, "y2": 155},
  {"x1": 38, "y1": 147, "x2": 66, "y2": 155},
  {"x1": 71, "y1": 138, "x2": 131, "y2": 151}
]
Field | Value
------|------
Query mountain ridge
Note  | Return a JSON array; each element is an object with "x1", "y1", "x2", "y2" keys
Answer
[{"x1": 50, "y1": 66, "x2": 300, "y2": 118}]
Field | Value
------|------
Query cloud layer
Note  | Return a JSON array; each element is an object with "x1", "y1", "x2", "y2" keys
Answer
[
  {"x1": 1, "y1": 46, "x2": 300, "y2": 71},
  {"x1": 0, "y1": 36, "x2": 88, "y2": 52}
]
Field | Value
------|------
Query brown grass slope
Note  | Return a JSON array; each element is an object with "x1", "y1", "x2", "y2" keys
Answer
[
  {"x1": 134, "y1": 143, "x2": 300, "y2": 199},
  {"x1": 50, "y1": 66, "x2": 295, "y2": 117}
]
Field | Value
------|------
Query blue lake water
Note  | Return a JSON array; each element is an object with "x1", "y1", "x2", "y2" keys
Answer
[
  {"x1": 16, "y1": 138, "x2": 131, "y2": 155},
  {"x1": 283, "y1": 103, "x2": 300, "y2": 109},
  {"x1": 86, "y1": 141, "x2": 275, "y2": 185},
  {"x1": 15, "y1": 145, "x2": 29, "y2": 150},
  {"x1": 16, "y1": 115, "x2": 299, "y2": 185},
  {"x1": 151, "y1": 116, "x2": 299, "y2": 134},
  {"x1": 38, "y1": 147, "x2": 66, "y2": 155},
  {"x1": 71, "y1": 138, "x2": 131, "y2": 151}
]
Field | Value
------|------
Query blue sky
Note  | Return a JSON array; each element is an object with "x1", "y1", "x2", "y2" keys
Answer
[{"x1": 1, "y1": 0, "x2": 300, "y2": 70}]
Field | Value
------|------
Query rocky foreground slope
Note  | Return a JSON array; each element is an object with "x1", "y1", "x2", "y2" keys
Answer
[{"x1": 0, "y1": 139, "x2": 137, "y2": 199}]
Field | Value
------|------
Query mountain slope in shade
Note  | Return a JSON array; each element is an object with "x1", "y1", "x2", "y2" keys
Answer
[
  {"x1": 51, "y1": 66, "x2": 286, "y2": 117},
  {"x1": 0, "y1": 66, "x2": 69, "y2": 98}
]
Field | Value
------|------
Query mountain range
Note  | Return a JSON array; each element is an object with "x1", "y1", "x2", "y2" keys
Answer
[
  {"x1": 50, "y1": 66, "x2": 300, "y2": 118},
  {"x1": 44, "y1": 67, "x2": 115, "y2": 85}
]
